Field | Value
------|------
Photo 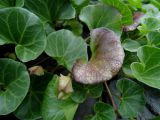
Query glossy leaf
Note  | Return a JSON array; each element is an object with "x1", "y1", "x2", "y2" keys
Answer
[
  {"x1": 87, "y1": 102, "x2": 116, "y2": 120},
  {"x1": 70, "y1": 0, "x2": 89, "y2": 7},
  {"x1": 122, "y1": 39, "x2": 141, "y2": 52},
  {"x1": 117, "y1": 79, "x2": 145, "y2": 118},
  {"x1": 151, "y1": 0, "x2": 160, "y2": 9},
  {"x1": 45, "y1": 29, "x2": 88, "y2": 70},
  {"x1": 71, "y1": 82, "x2": 103, "y2": 103},
  {"x1": 42, "y1": 76, "x2": 78, "y2": 120},
  {"x1": 122, "y1": 52, "x2": 139, "y2": 78},
  {"x1": 100, "y1": 0, "x2": 133, "y2": 25},
  {"x1": 63, "y1": 20, "x2": 83, "y2": 36},
  {"x1": 0, "y1": 58, "x2": 30, "y2": 115},
  {"x1": 24, "y1": 0, "x2": 76, "y2": 23},
  {"x1": 147, "y1": 31, "x2": 160, "y2": 47},
  {"x1": 0, "y1": 0, "x2": 24, "y2": 8},
  {"x1": 14, "y1": 73, "x2": 52, "y2": 120},
  {"x1": 70, "y1": 0, "x2": 89, "y2": 12},
  {"x1": 0, "y1": 7, "x2": 46, "y2": 62},
  {"x1": 128, "y1": 0, "x2": 142, "y2": 9},
  {"x1": 79, "y1": 4, "x2": 122, "y2": 36},
  {"x1": 138, "y1": 18, "x2": 160, "y2": 35},
  {"x1": 71, "y1": 83, "x2": 87, "y2": 103},
  {"x1": 131, "y1": 46, "x2": 160, "y2": 89}
]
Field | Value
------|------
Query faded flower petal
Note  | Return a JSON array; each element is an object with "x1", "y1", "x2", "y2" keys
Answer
[
  {"x1": 72, "y1": 28, "x2": 124, "y2": 84},
  {"x1": 28, "y1": 66, "x2": 44, "y2": 76}
]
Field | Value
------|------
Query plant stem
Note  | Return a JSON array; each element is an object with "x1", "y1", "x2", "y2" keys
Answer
[
  {"x1": 34, "y1": 56, "x2": 50, "y2": 66},
  {"x1": 104, "y1": 81, "x2": 121, "y2": 117}
]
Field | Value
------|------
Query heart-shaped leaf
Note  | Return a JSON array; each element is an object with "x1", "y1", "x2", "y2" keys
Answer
[
  {"x1": 45, "y1": 29, "x2": 88, "y2": 70},
  {"x1": 131, "y1": 46, "x2": 160, "y2": 89},
  {"x1": 0, "y1": 58, "x2": 30, "y2": 115},
  {"x1": 116, "y1": 79, "x2": 145, "y2": 118},
  {"x1": 42, "y1": 76, "x2": 78, "y2": 120},
  {"x1": 79, "y1": 4, "x2": 122, "y2": 36},
  {"x1": 0, "y1": 0, "x2": 24, "y2": 8},
  {"x1": 100, "y1": 0, "x2": 133, "y2": 25},
  {"x1": 86, "y1": 102, "x2": 116, "y2": 120},
  {"x1": 14, "y1": 73, "x2": 52, "y2": 120},
  {"x1": 0, "y1": 7, "x2": 46, "y2": 62},
  {"x1": 24, "y1": 0, "x2": 76, "y2": 23}
]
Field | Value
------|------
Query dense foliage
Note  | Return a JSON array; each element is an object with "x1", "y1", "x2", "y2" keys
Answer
[{"x1": 0, "y1": 0, "x2": 160, "y2": 120}]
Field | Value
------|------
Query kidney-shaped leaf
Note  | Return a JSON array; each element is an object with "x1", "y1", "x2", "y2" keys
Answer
[
  {"x1": 79, "y1": 4, "x2": 122, "y2": 36},
  {"x1": 24, "y1": 0, "x2": 75, "y2": 23},
  {"x1": 117, "y1": 79, "x2": 145, "y2": 118},
  {"x1": 100, "y1": 0, "x2": 133, "y2": 25},
  {"x1": 87, "y1": 102, "x2": 116, "y2": 120},
  {"x1": 0, "y1": 0, "x2": 24, "y2": 8},
  {"x1": 131, "y1": 46, "x2": 160, "y2": 89},
  {"x1": 0, "y1": 7, "x2": 46, "y2": 62},
  {"x1": 45, "y1": 29, "x2": 88, "y2": 70},
  {"x1": 42, "y1": 76, "x2": 78, "y2": 120},
  {"x1": 0, "y1": 58, "x2": 30, "y2": 115}
]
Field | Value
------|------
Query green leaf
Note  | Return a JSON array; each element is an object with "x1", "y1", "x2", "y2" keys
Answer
[
  {"x1": 71, "y1": 83, "x2": 87, "y2": 103},
  {"x1": 151, "y1": 116, "x2": 160, "y2": 120},
  {"x1": 128, "y1": 0, "x2": 142, "y2": 9},
  {"x1": 44, "y1": 23, "x2": 55, "y2": 35},
  {"x1": 70, "y1": 0, "x2": 89, "y2": 12},
  {"x1": 131, "y1": 46, "x2": 160, "y2": 89},
  {"x1": 122, "y1": 52, "x2": 139, "y2": 78},
  {"x1": 87, "y1": 84, "x2": 103, "y2": 98},
  {"x1": 87, "y1": 102, "x2": 116, "y2": 120},
  {"x1": 15, "y1": 0, "x2": 24, "y2": 7},
  {"x1": 151, "y1": 0, "x2": 160, "y2": 9},
  {"x1": 138, "y1": 18, "x2": 160, "y2": 35},
  {"x1": 79, "y1": 4, "x2": 122, "y2": 36},
  {"x1": 71, "y1": 83, "x2": 103, "y2": 103},
  {"x1": 70, "y1": 0, "x2": 89, "y2": 7},
  {"x1": 45, "y1": 29, "x2": 88, "y2": 70},
  {"x1": 42, "y1": 76, "x2": 78, "y2": 120},
  {"x1": 117, "y1": 79, "x2": 145, "y2": 118},
  {"x1": 0, "y1": 7, "x2": 46, "y2": 62},
  {"x1": 14, "y1": 73, "x2": 53, "y2": 120},
  {"x1": 0, "y1": 0, "x2": 24, "y2": 8},
  {"x1": 142, "y1": 4, "x2": 159, "y2": 14},
  {"x1": 24, "y1": 0, "x2": 76, "y2": 23},
  {"x1": 63, "y1": 20, "x2": 83, "y2": 36},
  {"x1": 0, "y1": 58, "x2": 30, "y2": 115},
  {"x1": 99, "y1": 0, "x2": 133, "y2": 25},
  {"x1": 122, "y1": 39, "x2": 141, "y2": 52},
  {"x1": 147, "y1": 31, "x2": 160, "y2": 47}
]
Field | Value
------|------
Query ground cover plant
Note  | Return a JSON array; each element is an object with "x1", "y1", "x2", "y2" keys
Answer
[{"x1": 1, "y1": 0, "x2": 160, "y2": 120}]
